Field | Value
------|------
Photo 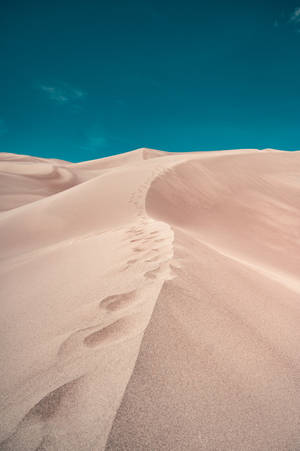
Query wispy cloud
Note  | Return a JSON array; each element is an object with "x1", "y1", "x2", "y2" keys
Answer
[
  {"x1": 86, "y1": 134, "x2": 107, "y2": 149},
  {"x1": 274, "y1": 7, "x2": 300, "y2": 32},
  {"x1": 80, "y1": 128, "x2": 108, "y2": 152},
  {"x1": 290, "y1": 7, "x2": 300, "y2": 24},
  {"x1": 79, "y1": 126, "x2": 131, "y2": 154},
  {"x1": 0, "y1": 119, "x2": 7, "y2": 136},
  {"x1": 39, "y1": 82, "x2": 86, "y2": 105}
]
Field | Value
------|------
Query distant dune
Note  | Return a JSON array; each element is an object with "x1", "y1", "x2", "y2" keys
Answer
[{"x1": 0, "y1": 148, "x2": 300, "y2": 450}]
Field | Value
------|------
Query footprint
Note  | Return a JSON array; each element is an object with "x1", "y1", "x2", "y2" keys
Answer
[
  {"x1": 57, "y1": 291, "x2": 138, "y2": 359},
  {"x1": 142, "y1": 238, "x2": 152, "y2": 244},
  {"x1": 133, "y1": 247, "x2": 144, "y2": 253},
  {"x1": 146, "y1": 255, "x2": 161, "y2": 263},
  {"x1": 0, "y1": 378, "x2": 82, "y2": 451},
  {"x1": 30, "y1": 378, "x2": 81, "y2": 421},
  {"x1": 127, "y1": 259, "x2": 138, "y2": 265},
  {"x1": 120, "y1": 264, "x2": 130, "y2": 272},
  {"x1": 84, "y1": 314, "x2": 140, "y2": 348},
  {"x1": 99, "y1": 290, "x2": 136, "y2": 312},
  {"x1": 130, "y1": 228, "x2": 143, "y2": 233},
  {"x1": 144, "y1": 266, "x2": 162, "y2": 280}
]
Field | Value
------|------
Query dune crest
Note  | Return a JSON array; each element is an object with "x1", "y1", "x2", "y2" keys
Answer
[{"x1": 0, "y1": 148, "x2": 300, "y2": 450}]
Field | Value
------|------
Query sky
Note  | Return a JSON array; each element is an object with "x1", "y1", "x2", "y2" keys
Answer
[{"x1": 1, "y1": 0, "x2": 300, "y2": 162}]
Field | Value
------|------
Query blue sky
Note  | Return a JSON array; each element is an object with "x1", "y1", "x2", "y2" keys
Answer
[{"x1": 1, "y1": 0, "x2": 300, "y2": 161}]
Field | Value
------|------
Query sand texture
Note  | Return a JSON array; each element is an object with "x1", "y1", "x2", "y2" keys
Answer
[{"x1": 0, "y1": 148, "x2": 299, "y2": 450}]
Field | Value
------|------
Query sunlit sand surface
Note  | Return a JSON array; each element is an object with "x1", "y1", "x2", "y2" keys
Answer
[{"x1": 0, "y1": 148, "x2": 299, "y2": 450}]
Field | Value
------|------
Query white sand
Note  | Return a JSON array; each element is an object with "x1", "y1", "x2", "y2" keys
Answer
[{"x1": 0, "y1": 148, "x2": 299, "y2": 450}]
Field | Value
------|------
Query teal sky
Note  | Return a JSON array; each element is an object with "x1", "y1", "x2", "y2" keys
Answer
[{"x1": 1, "y1": 0, "x2": 300, "y2": 162}]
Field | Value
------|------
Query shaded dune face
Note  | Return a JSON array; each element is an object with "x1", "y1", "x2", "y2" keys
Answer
[
  {"x1": 106, "y1": 151, "x2": 300, "y2": 451},
  {"x1": 0, "y1": 158, "x2": 79, "y2": 211},
  {"x1": 0, "y1": 153, "x2": 106, "y2": 212},
  {"x1": 145, "y1": 153, "x2": 300, "y2": 279}
]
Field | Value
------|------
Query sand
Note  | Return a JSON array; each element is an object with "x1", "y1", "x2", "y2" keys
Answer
[{"x1": 0, "y1": 148, "x2": 299, "y2": 450}]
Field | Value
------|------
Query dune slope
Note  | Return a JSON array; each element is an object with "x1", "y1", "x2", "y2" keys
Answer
[{"x1": 0, "y1": 148, "x2": 299, "y2": 450}]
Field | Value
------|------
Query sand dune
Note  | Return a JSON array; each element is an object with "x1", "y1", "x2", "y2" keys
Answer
[{"x1": 0, "y1": 148, "x2": 299, "y2": 450}]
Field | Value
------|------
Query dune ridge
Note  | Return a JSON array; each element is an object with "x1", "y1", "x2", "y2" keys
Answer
[{"x1": 0, "y1": 148, "x2": 300, "y2": 450}]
